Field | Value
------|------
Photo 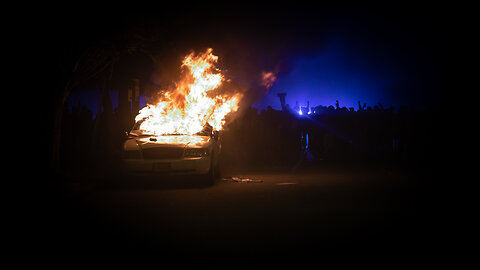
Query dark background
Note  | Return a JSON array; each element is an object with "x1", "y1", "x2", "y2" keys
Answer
[
  {"x1": 18, "y1": 2, "x2": 447, "y2": 264},
  {"x1": 36, "y1": 3, "x2": 444, "y2": 108}
]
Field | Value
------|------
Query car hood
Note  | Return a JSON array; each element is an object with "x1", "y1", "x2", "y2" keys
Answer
[{"x1": 124, "y1": 135, "x2": 212, "y2": 151}]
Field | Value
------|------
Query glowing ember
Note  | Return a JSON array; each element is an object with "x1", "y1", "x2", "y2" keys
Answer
[
  {"x1": 135, "y1": 49, "x2": 241, "y2": 135},
  {"x1": 261, "y1": 71, "x2": 276, "y2": 89}
]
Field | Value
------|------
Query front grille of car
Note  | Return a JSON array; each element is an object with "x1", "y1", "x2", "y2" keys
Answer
[{"x1": 141, "y1": 147, "x2": 184, "y2": 160}]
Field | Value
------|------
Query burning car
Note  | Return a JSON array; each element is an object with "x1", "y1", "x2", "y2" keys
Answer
[
  {"x1": 121, "y1": 48, "x2": 240, "y2": 180},
  {"x1": 122, "y1": 122, "x2": 220, "y2": 179}
]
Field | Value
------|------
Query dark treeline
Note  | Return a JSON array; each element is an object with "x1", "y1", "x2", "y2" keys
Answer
[
  {"x1": 59, "y1": 100, "x2": 437, "y2": 178},
  {"x1": 222, "y1": 102, "x2": 437, "y2": 172}
]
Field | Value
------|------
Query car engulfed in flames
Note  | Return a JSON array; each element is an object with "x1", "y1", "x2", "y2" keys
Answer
[
  {"x1": 122, "y1": 125, "x2": 221, "y2": 179},
  {"x1": 121, "y1": 48, "x2": 239, "y2": 179}
]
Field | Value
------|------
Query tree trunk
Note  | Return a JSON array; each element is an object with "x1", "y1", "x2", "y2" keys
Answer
[
  {"x1": 51, "y1": 80, "x2": 72, "y2": 174},
  {"x1": 91, "y1": 78, "x2": 114, "y2": 175}
]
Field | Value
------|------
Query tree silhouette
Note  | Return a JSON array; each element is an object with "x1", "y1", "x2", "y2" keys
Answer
[{"x1": 52, "y1": 41, "x2": 117, "y2": 172}]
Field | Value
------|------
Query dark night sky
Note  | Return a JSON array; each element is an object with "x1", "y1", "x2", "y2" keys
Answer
[{"x1": 37, "y1": 3, "x2": 444, "y2": 115}]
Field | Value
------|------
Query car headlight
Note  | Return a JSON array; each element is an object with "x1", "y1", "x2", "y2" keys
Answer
[{"x1": 184, "y1": 148, "x2": 209, "y2": 157}]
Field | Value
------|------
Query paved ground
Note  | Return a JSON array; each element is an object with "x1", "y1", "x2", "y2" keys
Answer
[{"x1": 28, "y1": 163, "x2": 438, "y2": 263}]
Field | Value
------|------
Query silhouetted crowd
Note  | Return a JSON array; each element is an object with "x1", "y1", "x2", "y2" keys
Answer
[
  {"x1": 59, "y1": 100, "x2": 437, "y2": 177},
  {"x1": 221, "y1": 100, "x2": 436, "y2": 172}
]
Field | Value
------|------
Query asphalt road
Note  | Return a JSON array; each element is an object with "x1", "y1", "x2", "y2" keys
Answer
[{"x1": 29, "y1": 164, "x2": 438, "y2": 263}]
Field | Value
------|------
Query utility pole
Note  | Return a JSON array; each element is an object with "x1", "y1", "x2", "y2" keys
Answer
[{"x1": 277, "y1": 92, "x2": 287, "y2": 111}]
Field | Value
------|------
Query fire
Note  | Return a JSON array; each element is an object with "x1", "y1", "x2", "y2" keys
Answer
[
  {"x1": 135, "y1": 49, "x2": 241, "y2": 135},
  {"x1": 136, "y1": 135, "x2": 209, "y2": 146},
  {"x1": 261, "y1": 71, "x2": 276, "y2": 89}
]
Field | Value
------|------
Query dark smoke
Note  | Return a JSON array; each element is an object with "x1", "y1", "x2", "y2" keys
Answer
[{"x1": 135, "y1": 6, "x2": 333, "y2": 110}]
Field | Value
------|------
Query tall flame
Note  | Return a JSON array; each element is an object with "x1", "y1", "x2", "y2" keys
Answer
[{"x1": 135, "y1": 49, "x2": 241, "y2": 135}]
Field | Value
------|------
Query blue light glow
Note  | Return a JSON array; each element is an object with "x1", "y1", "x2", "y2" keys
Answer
[
  {"x1": 306, "y1": 132, "x2": 309, "y2": 149},
  {"x1": 254, "y1": 35, "x2": 403, "y2": 111}
]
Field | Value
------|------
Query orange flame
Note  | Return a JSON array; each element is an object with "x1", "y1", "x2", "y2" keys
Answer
[
  {"x1": 261, "y1": 71, "x2": 276, "y2": 89},
  {"x1": 135, "y1": 49, "x2": 241, "y2": 135}
]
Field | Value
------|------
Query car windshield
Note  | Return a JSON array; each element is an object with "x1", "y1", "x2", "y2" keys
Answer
[{"x1": 130, "y1": 120, "x2": 213, "y2": 137}]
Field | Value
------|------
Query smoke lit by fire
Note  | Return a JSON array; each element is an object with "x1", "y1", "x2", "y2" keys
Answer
[
  {"x1": 261, "y1": 71, "x2": 276, "y2": 89},
  {"x1": 135, "y1": 49, "x2": 241, "y2": 135}
]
